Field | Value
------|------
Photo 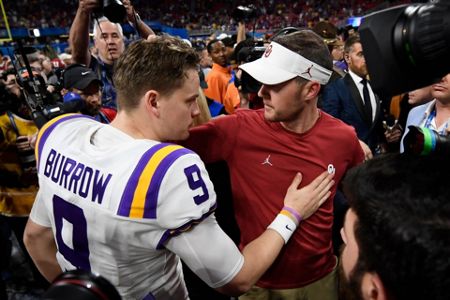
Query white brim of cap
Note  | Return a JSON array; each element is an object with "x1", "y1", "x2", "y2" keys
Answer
[{"x1": 239, "y1": 59, "x2": 297, "y2": 85}]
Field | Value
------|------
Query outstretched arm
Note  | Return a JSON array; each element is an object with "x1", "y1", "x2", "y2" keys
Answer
[
  {"x1": 171, "y1": 170, "x2": 334, "y2": 296},
  {"x1": 216, "y1": 171, "x2": 334, "y2": 295},
  {"x1": 123, "y1": 0, "x2": 155, "y2": 39},
  {"x1": 69, "y1": 0, "x2": 99, "y2": 66}
]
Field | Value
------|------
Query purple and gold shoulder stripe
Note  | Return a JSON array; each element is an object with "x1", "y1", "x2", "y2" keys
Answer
[
  {"x1": 35, "y1": 113, "x2": 89, "y2": 171},
  {"x1": 117, "y1": 143, "x2": 193, "y2": 219}
]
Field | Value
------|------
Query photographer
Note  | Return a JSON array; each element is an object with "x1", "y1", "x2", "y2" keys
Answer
[
  {"x1": 228, "y1": 39, "x2": 265, "y2": 111},
  {"x1": 400, "y1": 72, "x2": 450, "y2": 152},
  {"x1": 69, "y1": 0, "x2": 154, "y2": 109},
  {"x1": 3, "y1": 69, "x2": 23, "y2": 100},
  {"x1": 0, "y1": 78, "x2": 48, "y2": 292}
]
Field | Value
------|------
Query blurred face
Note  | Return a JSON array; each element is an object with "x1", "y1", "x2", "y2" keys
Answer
[
  {"x1": 42, "y1": 59, "x2": 53, "y2": 74},
  {"x1": 331, "y1": 45, "x2": 344, "y2": 61},
  {"x1": 258, "y1": 78, "x2": 307, "y2": 123},
  {"x1": 158, "y1": 68, "x2": 200, "y2": 141},
  {"x1": 199, "y1": 49, "x2": 213, "y2": 68},
  {"x1": 431, "y1": 73, "x2": 450, "y2": 104},
  {"x1": 209, "y1": 41, "x2": 227, "y2": 67},
  {"x1": 339, "y1": 209, "x2": 365, "y2": 300},
  {"x1": 225, "y1": 46, "x2": 234, "y2": 60},
  {"x1": 72, "y1": 82, "x2": 102, "y2": 116},
  {"x1": 30, "y1": 60, "x2": 43, "y2": 73},
  {"x1": 5, "y1": 74, "x2": 21, "y2": 98},
  {"x1": 340, "y1": 209, "x2": 360, "y2": 281},
  {"x1": 408, "y1": 86, "x2": 433, "y2": 106},
  {"x1": 94, "y1": 21, "x2": 125, "y2": 65},
  {"x1": 345, "y1": 42, "x2": 367, "y2": 78}
]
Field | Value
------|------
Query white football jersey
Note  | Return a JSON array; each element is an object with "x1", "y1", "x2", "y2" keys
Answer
[{"x1": 30, "y1": 114, "x2": 243, "y2": 299}]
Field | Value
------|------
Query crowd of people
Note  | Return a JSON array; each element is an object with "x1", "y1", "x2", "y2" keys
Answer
[
  {"x1": 3, "y1": 0, "x2": 409, "y2": 32},
  {"x1": 1, "y1": 0, "x2": 449, "y2": 300}
]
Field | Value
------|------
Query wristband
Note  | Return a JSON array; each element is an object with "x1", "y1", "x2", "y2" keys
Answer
[
  {"x1": 268, "y1": 213, "x2": 298, "y2": 244},
  {"x1": 281, "y1": 206, "x2": 302, "y2": 225}
]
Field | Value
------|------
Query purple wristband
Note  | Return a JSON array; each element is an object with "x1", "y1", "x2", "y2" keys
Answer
[{"x1": 283, "y1": 206, "x2": 302, "y2": 223}]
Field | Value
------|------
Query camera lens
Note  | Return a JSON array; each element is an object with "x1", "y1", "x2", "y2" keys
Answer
[{"x1": 103, "y1": 0, "x2": 126, "y2": 23}]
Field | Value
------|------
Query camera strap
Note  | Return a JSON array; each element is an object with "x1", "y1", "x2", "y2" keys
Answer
[{"x1": 7, "y1": 111, "x2": 20, "y2": 136}]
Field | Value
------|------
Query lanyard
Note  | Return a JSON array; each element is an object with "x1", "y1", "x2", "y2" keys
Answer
[{"x1": 423, "y1": 108, "x2": 449, "y2": 135}]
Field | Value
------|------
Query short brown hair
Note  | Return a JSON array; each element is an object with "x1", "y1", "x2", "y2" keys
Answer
[
  {"x1": 113, "y1": 36, "x2": 199, "y2": 111},
  {"x1": 273, "y1": 30, "x2": 333, "y2": 76},
  {"x1": 344, "y1": 34, "x2": 361, "y2": 54}
]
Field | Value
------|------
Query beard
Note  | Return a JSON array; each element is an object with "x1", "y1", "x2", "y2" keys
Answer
[{"x1": 339, "y1": 250, "x2": 365, "y2": 300}]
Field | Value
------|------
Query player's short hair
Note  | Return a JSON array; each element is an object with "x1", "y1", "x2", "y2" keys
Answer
[
  {"x1": 113, "y1": 36, "x2": 200, "y2": 111},
  {"x1": 343, "y1": 153, "x2": 450, "y2": 300}
]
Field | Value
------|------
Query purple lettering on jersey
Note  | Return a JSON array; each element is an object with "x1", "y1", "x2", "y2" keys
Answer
[
  {"x1": 156, "y1": 202, "x2": 217, "y2": 249},
  {"x1": 117, "y1": 143, "x2": 169, "y2": 217},
  {"x1": 50, "y1": 152, "x2": 64, "y2": 183},
  {"x1": 42, "y1": 147, "x2": 112, "y2": 204},
  {"x1": 143, "y1": 148, "x2": 193, "y2": 219},
  {"x1": 92, "y1": 170, "x2": 112, "y2": 204},
  {"x1": 92, "y1": 170, "x2": 112, "y2": 205},
  {"x1": 37, "y1": 114, "x2": 89, "y2": 173},
  {"x1": 44, "y1": 149, "x2": 57, "y2": 177},
  {"x1": 68, "y1": 163, "x2": 84, "y2": 194},
  {"x1": 59, "y1": 157, "x2": 77, "y2": 189},
  {"x1": 53, "y1": 195, "x2": 91, "y2": 271},
  {"x1": 79, "y1": 166, "x2": 93, "y2": 198},
  {"x1": 184, "y1": 164, "x2": 209, "y2": 205}
]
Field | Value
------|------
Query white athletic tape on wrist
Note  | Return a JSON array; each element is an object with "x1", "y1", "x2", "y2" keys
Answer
[{"x1": 267, "y1": 213, "x2": 298, "y2": 244}]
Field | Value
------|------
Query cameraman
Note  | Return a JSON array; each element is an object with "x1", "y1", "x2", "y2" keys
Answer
[
  {"x1": 69, "y1": 0, "x2": 154, "y2": 109},
  {"x1": 0, "y1": 78, "x2": 48, "y2": 291},
  {"x1": 400, "y1": 73, "x2": 450, "y2": 152}
]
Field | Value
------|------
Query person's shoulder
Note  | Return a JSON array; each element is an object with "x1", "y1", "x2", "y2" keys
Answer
[
  {"x1": 89, "y1": 55, "x2": 100, "y2": 70},
  {"x1": 323, "y1": 75, "x2": 346, "y2": 93},
  {"x1": 139, "y1": 143, "x2": 199, "y2": 170},
  {"x1": 234, "y1": 108, "x2": 263, "y2": 117},
  {"x1": 409, "y1": 101, "x2": 431, "y2": 115},
  {"x1": 42, "y1": 113, "x2": 94, "y2": 131},
  {"x1": 320, "y1": 111, "x2": 358, "y2": 135},
  {"x1": 232, "y1": 108, "x2": 265, "y2": 123}
]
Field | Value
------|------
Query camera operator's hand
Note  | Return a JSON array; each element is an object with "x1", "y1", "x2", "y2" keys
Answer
[
  {"x1": 16, "y1": 135, "x2": 33, "y2": 152},
  {"x1": 78, "y1": 0, "x2": 100, "y2": 14},
  {"x1": 283, "y1": 171, "x2": 334, "y2": 221},
  {"x1": 384, "y1": 126, "x2": 402, "y2": 143}
]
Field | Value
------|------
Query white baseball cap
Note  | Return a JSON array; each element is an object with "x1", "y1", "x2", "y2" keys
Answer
[{"x1": 239, "y1": 41, "x2": 332, "y2": 85}]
